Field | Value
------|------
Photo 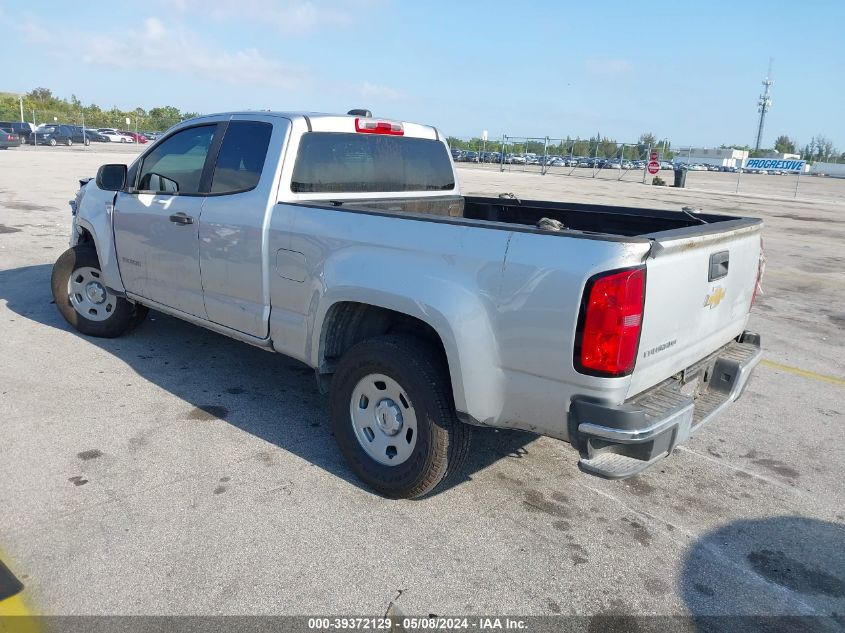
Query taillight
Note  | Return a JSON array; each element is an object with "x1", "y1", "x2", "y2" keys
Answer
[
  {"x1": 575, "y1": 267, "x2": 646, "y2": 377},
  {"x1": 750, "y1": 236, "x2": 765, "y2": 309},
  {"x1": 355, "y1": 118, "x2": 404, "y2": 135}
]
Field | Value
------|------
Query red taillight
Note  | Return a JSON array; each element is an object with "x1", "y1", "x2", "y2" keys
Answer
[
  {"x1": 576, "y1": 267, "x2": 646, "y2": 377},
  {"x1": 750, "y1": 236, "x2": 765, "y2": 309},
  {"x1": 355, "y1": 118, "x2": 404, "y2": 135}
]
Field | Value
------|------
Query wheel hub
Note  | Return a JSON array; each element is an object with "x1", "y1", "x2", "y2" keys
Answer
[
  {"x1": 85, "y1": 281, "x2": 106, "y2": 304},
  {"x1": 67, "y1": 266, "x2": 117, "y2": 322},
  {"x1": 349, "y1": 373, "x2": 418, "y2": 466},
  {"x1": 374, "y1": 399, "x2": 403, "y2": 436}
]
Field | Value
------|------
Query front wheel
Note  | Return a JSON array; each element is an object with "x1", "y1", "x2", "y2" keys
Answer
[
  {"x1": 66, "y1": 138, "x2": 73, "y2": 146},
  {"x1": 330, "y1": 335, "x2": 470, "y2": 499},
  {"x1": 48, "y1": 138, "x2": 57, "y2": 146},
  {"x1": 51, "y1": 246, "x2": 148, "y2": 337}
]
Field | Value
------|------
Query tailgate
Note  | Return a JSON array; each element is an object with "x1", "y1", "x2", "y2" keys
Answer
[{"x1": 628, "y1": 220, "x2": 763, "y2": 396}]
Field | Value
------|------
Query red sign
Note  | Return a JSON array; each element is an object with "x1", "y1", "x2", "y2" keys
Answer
[
  {"x1": 650, "y1": 150, "x2": 659, "y2": 161},
  {"x1": 647, "y1": 160, "x2": 660, "y2": 175}
]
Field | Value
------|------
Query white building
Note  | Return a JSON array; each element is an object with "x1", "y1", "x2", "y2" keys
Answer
[
  {"x1": 673, "y1": 148, "x2": 749, "y2": 169},
  {"x1": 809, "y1": 162, "x2": 845, "y2": 178},
  {"x1": 761, "y1": 151, "x2": 801, "y2": 160}
]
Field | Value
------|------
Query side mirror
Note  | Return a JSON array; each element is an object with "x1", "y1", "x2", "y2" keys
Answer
[{"x1": 96, "y1": 164, "x2": 127, "y2": 191}]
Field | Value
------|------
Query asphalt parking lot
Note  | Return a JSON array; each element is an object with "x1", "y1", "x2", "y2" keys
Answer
[{"x1": 1, "y1": 146, "x2": 843, "y2": 624}]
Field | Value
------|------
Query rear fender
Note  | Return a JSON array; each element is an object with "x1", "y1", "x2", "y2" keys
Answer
[{"x1": 311, "y1": 266, "x2": 505, "y2": 424}]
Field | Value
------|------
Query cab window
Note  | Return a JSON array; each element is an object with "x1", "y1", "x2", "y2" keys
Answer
[
  {"x1": 137, "y1": 125, "x2": 216, "y2": 194},
  {"x1": 210, "y1": 121, "x2": 273, "y2": 194}
]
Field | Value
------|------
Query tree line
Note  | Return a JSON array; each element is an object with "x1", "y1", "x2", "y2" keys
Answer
[
  {"x1": 446, "y1": 133, "x2": 673, "y2": 160},
  {"x1": 0, "y1": 88, "x2": 199, "y2": 132}
]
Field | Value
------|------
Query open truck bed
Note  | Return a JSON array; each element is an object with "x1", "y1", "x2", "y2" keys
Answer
[{"x1": 340, "y1": 194, "x2": 758, "y2": 240}]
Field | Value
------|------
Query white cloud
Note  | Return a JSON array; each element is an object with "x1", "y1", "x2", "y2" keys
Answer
[
  {"x1": 585, "y1": 57, "x2": 633, "y2": 77},
  {"x1": 163, "y1": 0, "x2": 370, "y2": 34},
  {"x1": 70, "y1": 17, "x2": 306, "y2": 89},
  {"x1": 359, "y1": 82, "x2": 403, "y2": 100},
  {"x1": 17, "y1": 13, "x2": 51, "y2": 44}
]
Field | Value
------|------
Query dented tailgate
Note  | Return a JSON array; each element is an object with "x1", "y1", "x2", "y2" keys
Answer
[{"x1": 628, "y1": 219, "x2": 763, "y2": 397}]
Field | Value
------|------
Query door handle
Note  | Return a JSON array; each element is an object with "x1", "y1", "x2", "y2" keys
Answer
[{"x1": 169, "y1": 212, "x2": 194, "y2": 225}]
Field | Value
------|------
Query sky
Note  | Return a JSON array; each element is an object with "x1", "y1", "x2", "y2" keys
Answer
[{"x1": 2, "y1": 0, "x2": 844, "y2": 149}]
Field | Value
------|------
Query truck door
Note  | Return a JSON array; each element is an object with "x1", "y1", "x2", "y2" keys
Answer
[
  {"x1": 198, "y1": 116, "x2": 288, "y2": 338},
  {"x1": 113, "y1": 124, "x2": 218, "y2": 318}
]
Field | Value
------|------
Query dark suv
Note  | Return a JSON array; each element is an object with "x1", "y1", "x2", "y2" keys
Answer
[
  {"x1": 0, "y1": 121, "x2": 36, "y2": 142},
  {"x1": 32, "y1": 124, "x2": 90, "y2": 146}
]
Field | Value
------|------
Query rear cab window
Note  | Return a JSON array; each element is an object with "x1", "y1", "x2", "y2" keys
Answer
[
  {"x1": 291, "y1": 132, "x2": 455, "y2": 194},
  {"x1": 210, "y1": 121, "x2": 272, "y2": 194}
]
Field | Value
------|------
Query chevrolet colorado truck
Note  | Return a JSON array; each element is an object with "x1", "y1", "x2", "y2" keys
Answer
[{"x1": 52, "y1": 110, "x2": 764, "y2": 498}]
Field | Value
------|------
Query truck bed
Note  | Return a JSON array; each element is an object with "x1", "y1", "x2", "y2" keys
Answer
[{"x1": 334, "y1": 195, "x2": 754, "y2": 239}]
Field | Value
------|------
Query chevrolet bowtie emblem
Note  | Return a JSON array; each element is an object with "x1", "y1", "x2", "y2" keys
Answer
[{"x1": 704, "y1": 286, "x2": 726, "y2": 309}]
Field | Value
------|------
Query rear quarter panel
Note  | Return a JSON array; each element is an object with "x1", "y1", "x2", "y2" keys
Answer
[{"x1": 270, "y1": 206, "x2": 651, "y2": 440}]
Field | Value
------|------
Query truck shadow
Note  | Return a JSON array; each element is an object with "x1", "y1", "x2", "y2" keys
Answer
[
  {"x1": 0, "y1": 263, "x2": 536, "y2": 498},
  {"x1": 679, "y1": 516, "x2": 845, "y2": 632}
]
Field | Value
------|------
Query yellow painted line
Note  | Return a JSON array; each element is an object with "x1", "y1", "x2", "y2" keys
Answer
[
  {"x1": 761, "y1": 359, "x2": 845, "y2": 387},
  {"x1": 0, "y1": 593, "x2": 30, "y2": 617}
]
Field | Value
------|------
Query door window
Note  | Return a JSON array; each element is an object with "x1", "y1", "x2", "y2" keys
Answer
[
  {"x1": 210, "y1": 121, "x2": 273, "y2": 194},
  {"x1": 137, "y1": 125, "x2": 216, "y2": 194}
]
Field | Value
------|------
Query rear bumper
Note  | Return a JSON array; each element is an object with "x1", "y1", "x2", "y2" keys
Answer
[{"x1": 570, "y1": 331, "x2": 762, "y2": 479}]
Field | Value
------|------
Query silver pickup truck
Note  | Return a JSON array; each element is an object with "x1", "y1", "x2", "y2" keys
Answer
[{"x1": 52, "y1": 110, "x2": 764, "y2": 498}]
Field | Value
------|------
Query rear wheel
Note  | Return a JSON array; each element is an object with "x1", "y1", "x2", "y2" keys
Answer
[
  {"x1": 51, "y1": 246, "x2": 148, "y2": 338},
  {"x1": 84, "y1": 138, "x2": 90, "y2": 146},
  {"x1": 330, "y1": 335, "x2": 470, "y2": 499},
  {"x1": 66, "y1": 138, "x2": 73, "y2": 146}
]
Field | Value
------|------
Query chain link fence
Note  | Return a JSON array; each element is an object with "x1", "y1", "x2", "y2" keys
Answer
[{"x1": 447, "y1": 134, "x2": 845, "y2": 203}]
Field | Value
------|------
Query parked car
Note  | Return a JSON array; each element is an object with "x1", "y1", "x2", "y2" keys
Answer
[
  {"x1": 0, "y1": 121, "x2": 36, "y2": 143},
  {"x1": 0, "y1": 127, "x2": 22, "y2": 149},
  {"x1": 83, "y1": 129, "x2": 110, "y2": 142},
  {"x1": 97, "y1": 128, "x2": 135, "y2": 143},
  {"x1": 463, "y1": 151, "x2": 479, "y2": 163},
  {"x1": 55, "y1": 109, "x2": 764, "y2": 498},
  {"x1": 119, "y1": 130, "x2": 148, "y2": 144},
  {"x1": 31, "y1": 124, "x2": 90, "y2": 146},
  {"x1": 450, "y1": 148, "x2": 463, "y2": 161}
]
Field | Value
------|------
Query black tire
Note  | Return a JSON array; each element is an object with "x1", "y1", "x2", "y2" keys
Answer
[
  {"x1": 330, "y1": 335, "x2": 470, "y2": 499},
  {"x1": 66, "y1": 138, "x2": 73, "y2": 146},
  {"x1": 84, "y1": 139, "x2": 90, "y2": 146},
  {"x1": 51, "y1": 245, "x2": 148, "y2": 338},
  {"x1": 49, "y1": 138, "x2": 56, "y2": 146}
]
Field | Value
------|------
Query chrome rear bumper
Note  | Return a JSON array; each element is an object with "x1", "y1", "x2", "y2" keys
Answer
[{"x1": 570, "y1": 331, "x2": 762, "y2": 479}]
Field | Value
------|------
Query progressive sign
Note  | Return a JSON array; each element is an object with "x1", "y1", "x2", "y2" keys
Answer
[{"x1": 745, "y1": 158, "x2": 806, "y2": 171}]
